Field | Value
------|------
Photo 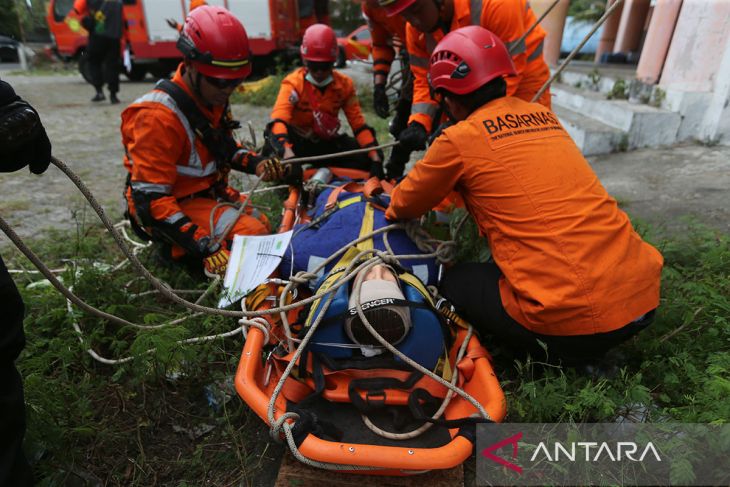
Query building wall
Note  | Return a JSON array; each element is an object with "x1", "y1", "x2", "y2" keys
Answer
[
  {"x1": 660, "y1": 0, "x2": 730, "y2": 92},
  {"x1": 660, "y1": 0, "x2": 730, "y2": 144}
]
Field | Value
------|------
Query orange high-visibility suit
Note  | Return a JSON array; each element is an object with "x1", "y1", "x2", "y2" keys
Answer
[
  {"x1": 386, "y1": 96, "x2": 663, "y2": 337},
  {"x1": 362, "y1": 2, "x2": 407, "y2": 79},
  {"x1": 268, "y1": 67, "x2": 378, "y2": 165},
  {"x1": 122, "y1": 66, "x2": 269, "y2": 259},
  {"x1": 406, "y1": 0, "x2": 551, "y2": 133}
]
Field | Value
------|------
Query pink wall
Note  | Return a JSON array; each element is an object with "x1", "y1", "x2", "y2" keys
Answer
[
  {"x1": 661, "y1": 0, "x2": 730, "y2": 92},
  {"x1": 636, "y1": 0, "x2": 683, "y2": 85}
]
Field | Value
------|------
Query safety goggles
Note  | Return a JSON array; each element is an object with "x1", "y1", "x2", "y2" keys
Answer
[
  {"x1": 203, "y1": 74, "x2": 246, "y2": 89},
  {"x1": 306, "y1": 61, "x2": 334, "y2": 73}
]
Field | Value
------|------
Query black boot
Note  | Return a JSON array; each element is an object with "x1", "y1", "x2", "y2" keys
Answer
[
  {"x1": 109, "y1": 92, "x2": 120, "y2": 104},
  {"x1": 91, "y1": 91, "x2": 105, "y2": 102}
]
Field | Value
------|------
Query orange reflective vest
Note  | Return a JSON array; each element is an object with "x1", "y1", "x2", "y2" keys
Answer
[
  {"x1": 406, "y1": 0, "x2": 551, "y2": 133},
  {"x1": 269, "y1": 68, "x2": 376, "y2": 149},
  {"x1": 122, "y1": 65, "x2": 244, "y2": 230},
  {"x1": 362, "y1": 2, "x2": 407, "y2": 78},
  {"x1": 386, "y1": 96, "x2": 663, "y2": 336}
]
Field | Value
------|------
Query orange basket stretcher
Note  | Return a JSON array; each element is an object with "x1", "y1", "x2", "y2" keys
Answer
[{"x1": 233, "y1": 168, "x2": 507, "y2": 475}]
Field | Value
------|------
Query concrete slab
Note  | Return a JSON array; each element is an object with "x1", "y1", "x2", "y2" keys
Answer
[
  {"x1": 552, "y1": 83, "x2": 681, "y2": 148},
  {"x1": 554, "y1": 105, "x2": 626, "y2": 155},
  {"x1": 588, "y1": 143, "x2": 730, "y2": 234}
]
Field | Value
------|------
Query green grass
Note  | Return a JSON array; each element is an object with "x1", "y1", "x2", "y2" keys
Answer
[{"x1": 7, "y1": 207, "x2": 729, "y2": 485}]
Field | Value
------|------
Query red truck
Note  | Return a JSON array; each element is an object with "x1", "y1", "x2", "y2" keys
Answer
[{"x1": 47, "y1": 0, "x2": 300, "y2": 80}]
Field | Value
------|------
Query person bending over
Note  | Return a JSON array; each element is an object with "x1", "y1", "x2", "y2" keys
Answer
[{"x1": 385, "y1": 27, "x2": 663, "y2": 364}]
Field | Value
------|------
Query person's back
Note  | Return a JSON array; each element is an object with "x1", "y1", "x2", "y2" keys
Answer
[{"x1": 432, "y1": 95, "x2": 662, "y2": 335}]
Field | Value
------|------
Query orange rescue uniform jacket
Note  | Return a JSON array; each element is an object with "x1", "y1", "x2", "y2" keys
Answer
[
  {"x1": 122, "y1": 65, "x2": 246, "y2": 233},
  {"x1": 362, "y1": 2, "x2": 407, "y2": 78},
  {"x1": 406, "y1": 0, "x2": 551, "y2": 133},
  {"x1": 269, "y1": 67, "x2": 376, "y2": 150},
  {"x1": 386, "y1": 96, "x2": 663, "y2": 336}
]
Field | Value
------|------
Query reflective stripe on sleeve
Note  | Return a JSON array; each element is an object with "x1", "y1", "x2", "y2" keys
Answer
[
  {"x1": 470, "y1": 0, "x2": 482, "y2": 25},
  {"x1": 164, "y1": 212, "x2": 186, "y2": 225},
  {"x1": 412, "y1": 103, "x2": 438, "y2": 118},
  {"x1": 177, "y1": 162, "x2": 218, "y2": 177},
  {"x1": 213, "y1": 207, "x2": 239, "y2": 238},
  {"x1": 130, "y1": 182, "x2": 173, "y2": 194},
  {"x1": 527, "y1": 40, "x2": 544, "y2": 62},
  {"x1": 506, "y1": 38, "x2": 526, "y2": 55}
]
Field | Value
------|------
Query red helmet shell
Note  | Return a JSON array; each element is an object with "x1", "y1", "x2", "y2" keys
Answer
[
  {"x1": 429, "y1": 26, "x2": 516, "y2": 95},
  {"x1": 300, "y1": 24, "x2": 338, "y2": 62},
  {"x1": 178, "y1": 5, "x2": 252, "y2": 79},
  {"x1": 378, "y1": 0, "x2": 417, "y2": 17}
]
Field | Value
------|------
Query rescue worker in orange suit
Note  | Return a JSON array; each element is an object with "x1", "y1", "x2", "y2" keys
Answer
[
  {"x1": 385, "y1": 27, "x2": 664, "y2": 364},
  {"x1": 122, "y1": 6, "x2": 288, "y2": 275},
  {"x1": 0, "y1": 78, "x2": 53, "y2": 486},
  {"x1": 362, "y1": 0, "x2": 413, "y2": 179},
  {"x1": 72, "y1": 0, "x2": 125, "y2": 104},
  {"x1": 265, "y1": 24, "x2": 385, "y2": 178},
  {"x1": 379, "y1": 0, "x2": 551, "y2": 156}
]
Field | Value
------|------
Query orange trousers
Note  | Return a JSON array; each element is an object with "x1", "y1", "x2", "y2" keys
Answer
[{"x1": 171, "y1": 197, "x2": 270, "y2": 259}]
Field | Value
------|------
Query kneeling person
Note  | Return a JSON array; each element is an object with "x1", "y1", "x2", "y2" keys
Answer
[
  {"x1": 265, "y1": 24, "x2": 385, "y2": 178},
  {"x1": 386, "y1": 27, "x2": 664, "y2": 363},
  {"x1": 123, "y1": 6, "x2": 285, "y2": 275}
]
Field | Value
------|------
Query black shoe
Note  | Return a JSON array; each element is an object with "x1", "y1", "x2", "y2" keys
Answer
[
  {"x1": 91, "y1": 92, "x2": 105, "y2": 102},
  {"x1": 110, "y1": 93, "x2": 120, "y2": 104}
]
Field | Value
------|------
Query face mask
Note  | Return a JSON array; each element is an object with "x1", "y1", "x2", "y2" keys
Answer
[{"x1": 305, "y1": 72, "x2": 333, "y2": 88}]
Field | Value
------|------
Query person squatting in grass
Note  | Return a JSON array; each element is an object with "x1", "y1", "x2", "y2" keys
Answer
[
  {"x1": 385, "y1": 26, "x2": 664, "y2": 364},
  {"x1": 264, "y1": 24, "x2": 386, "y2": 179},
  {"x1": 122, "y1": 6, "x2": 295, "y2": 277}
]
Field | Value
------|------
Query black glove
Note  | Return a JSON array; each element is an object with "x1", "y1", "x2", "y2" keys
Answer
[
  {"x1": 369, "y1": 161, "x2": 385, "y2": 180},
  {"x1": 428, "y1": 120, "x2": 454, "y2": 144},
  {"x1": 282, "y1": 162, "x2": 303, "y2": 185},
  {"x1": 373, "y1": 83, "x2": 390, "y2": 119},
  {"x1": 385, "y1": 143, "x2": 410, "y2": 180},
  {"x1": 397, "y1": 122, "x2": 428, "y2": 152},
  {"x1": 0, "y1": 100, "x2": 52, "y2": 174}
]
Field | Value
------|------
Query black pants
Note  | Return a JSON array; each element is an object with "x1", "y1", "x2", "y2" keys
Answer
[
  {"x1": 266, "y1": 130, "x2": 372, "y2": 172},
  {"x1": 87, "y1": 34, "x2": 120, "y2": 94},
  {"x1": 0, "y1": 257, "x2": 33, "y2": 486},
  {"x1": 439, "y1": 261, "x2": 654, "y2": 364}
]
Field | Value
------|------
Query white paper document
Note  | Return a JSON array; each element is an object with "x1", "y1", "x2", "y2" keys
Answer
[
  {"x1": 218, "y1": 231, "x2": 293, "y2": 308},
  {"x1": 123, "y1": 46, "x2": 132, "y2": 73}
]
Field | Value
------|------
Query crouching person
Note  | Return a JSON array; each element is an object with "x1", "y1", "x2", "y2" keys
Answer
[
  {"x1": 123, "y1": 6, "x2": 286, "y2": 275},
  {"x1": 265, "y1": 24, "x2": 385, "y2": 178},
  {"x1": 385, "y1": 27, "x2": 664, "y2": 364}
]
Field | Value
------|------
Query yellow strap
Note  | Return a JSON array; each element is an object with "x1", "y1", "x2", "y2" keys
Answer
[{"x1": 356, "y1": 203, "x2": 375, "y2": 251}]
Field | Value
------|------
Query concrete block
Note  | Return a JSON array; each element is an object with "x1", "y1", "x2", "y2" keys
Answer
[
  {"x1": 552, "y1": 83, "x2": 681, "y2": 147},
  {"x1": 663, "y1": 89, "x2": 712, "y2": 142},
  {"x1": 554, "y1": 105, "x2": 627, "y2": 155}
]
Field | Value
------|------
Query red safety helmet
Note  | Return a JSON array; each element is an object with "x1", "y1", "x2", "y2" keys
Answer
[
  {"x1": 177, "y1": 5, "x2": 252, "y2": 79},
  {"x1": 300, "y1": 24, "x2": 338, "y2": 63},
  {"x1": 429, "y1": 26, "x2": 516, "y2": 95},
  {"x1": 378, "y1": 0, "x2": 417, "y2": 17}
]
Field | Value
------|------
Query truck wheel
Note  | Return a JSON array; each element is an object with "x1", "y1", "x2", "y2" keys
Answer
[
  {"x1": 335, "y1": 47, "x2": 346, "y2": 69},
  {"x1": 125, "y1": 64, "x2": 147, "y2": 81},
  {"x1": 78, "y1": 51, "x2": 93, "y2": 84}
]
